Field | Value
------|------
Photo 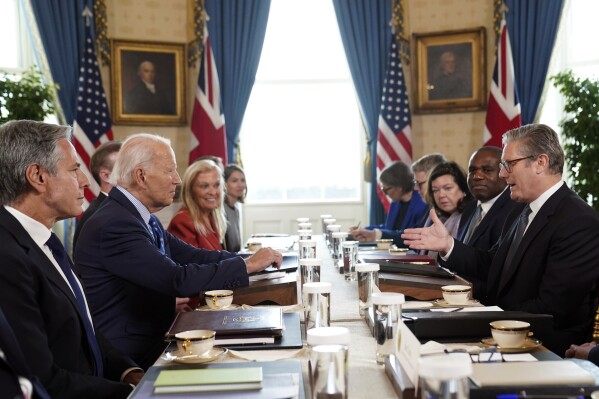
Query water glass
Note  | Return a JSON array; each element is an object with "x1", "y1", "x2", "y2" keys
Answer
[
  {"x1": 299, "y1": 239, "x2": 317, "y2": 260},
  {"x1": 356, "y1": 263, "x2": 380, "y2": 317},
  {"x1": 372, "y1": 292, "x2": 405, "y2": 364},
  {"x1": 341, "y1": 241, "x2": 359, "y2": 281},
  {"x1": 331, "y1": 231, "x2": 348, "y2": 260},
  {"x1": 298, "y1": 229, "x2": 313, "y2": 241},
  {"x1": 419, "y1": 354, "x2": 472, "y2": 399},
  {"x1": 326, "y1": 224, "x2": 341, "y2": 249},
  {"x1": 322, "y1": 218, "x2": 336, "y2": 241},
  {"x1": 299, "y1": 258, "x2": 322, "y2": 298},
  {"x1": 303, "y1": 282, "x2": 331, "y2": 334},
  {"x1": 307, "y1": 327, "x2": 350, "y2": 399}
]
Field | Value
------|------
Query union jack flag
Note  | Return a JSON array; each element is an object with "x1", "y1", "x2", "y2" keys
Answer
[
  {"x1": 189, "y1": 26, "x2": 227, "y2": 164},
  {"x1": 483, "y1": 18, "x2": 521, "y2": 147},
  {"x1": 376, "y1": 37, "x2": 412, "y2": 211},
  {"x1": 72, "y1": 18, "x2": 113, "y2": 205}
]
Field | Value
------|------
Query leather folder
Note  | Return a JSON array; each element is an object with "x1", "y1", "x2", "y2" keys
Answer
[{"x1": 402, "y1": 311, "x2": 553, "y2": 342}]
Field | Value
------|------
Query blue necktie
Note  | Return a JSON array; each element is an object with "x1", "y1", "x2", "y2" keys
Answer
[
  {"x1": 46, "y1": 233, "x2": 104, "y2": 377},
  {"x1": 149, "y1": 215, "x2": 165, "y2": 254}
]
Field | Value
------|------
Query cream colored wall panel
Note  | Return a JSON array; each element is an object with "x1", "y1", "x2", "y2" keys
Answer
[{"x1": 107, "y1": 0, "x2": 187, "y2": 42}]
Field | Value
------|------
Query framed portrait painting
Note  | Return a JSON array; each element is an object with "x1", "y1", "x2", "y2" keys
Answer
[
  {"x1": 413, "y1": 27, "x2": 486, "y2": 114},
  {"x1": 111, "y1": 40, "x2": 186, "y2": 125}
]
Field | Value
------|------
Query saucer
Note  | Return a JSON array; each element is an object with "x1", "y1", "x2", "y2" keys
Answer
[
  {"x1": 163, "y1": 347, "x2": 228, "y2": 364},
  {"x1": 403, "y1": 301, "x2": 433, "y2": 310},
  {"x1": 480, "y1": 337, "x2": 542, "y2": 353},
  {"x1": 434, "y1": 299, "x2": 482, "y2": 308}
]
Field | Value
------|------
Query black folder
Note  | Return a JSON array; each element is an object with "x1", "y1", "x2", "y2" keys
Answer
[{"x1": 402, "y1": 310, "x2": 553, "y2": 343}]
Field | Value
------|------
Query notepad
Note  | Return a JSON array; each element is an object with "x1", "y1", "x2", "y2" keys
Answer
[
  {"x1": 153, "y1": 367, "x2": 263, "y2": 394},
  {"x1": 471, "y1": 361, "x2": 595, "y2": 387}
]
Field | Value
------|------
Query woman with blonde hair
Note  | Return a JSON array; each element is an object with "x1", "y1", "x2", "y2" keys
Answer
[{"x1": 168, "y1": 159, "x2": 227, "y2": 250}]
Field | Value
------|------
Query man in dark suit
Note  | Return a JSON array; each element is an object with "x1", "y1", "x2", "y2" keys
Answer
[
  {"x1": 0, "y1": 120, "x2": 142, "y2": 398},
  {"x1": 0, "y1": 306, "x2": 50, "y2": 399},
  {"x1": 403, "y1": 124, "x2": 599, "y2": 355},
  {"x1": 73, "y1": 141, "x2": 122, "y2": 250},
  {"x1": 454, "y1": 146, "x2": 518, "y2": 298},
  {"x1": 123, "y1": 61, "x2": 174, "y2": 115},
  {"x1": 75, "y1": 133, "x2": 282, "y2": 370}
]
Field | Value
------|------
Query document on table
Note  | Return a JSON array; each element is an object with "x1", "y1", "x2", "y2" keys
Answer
[{"x1": 250, "y1": 271, "x2": 286, "y2": 281}]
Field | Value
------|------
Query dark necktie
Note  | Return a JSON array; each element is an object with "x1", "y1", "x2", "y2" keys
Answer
[
  {"x1": 501, "y1": 205, "x2": 532, "y2": 279},
  {"x1": 462, "y1": 205, "x2": 483, "y2": 244},
  {"x1": 149, "y1": 215, "x2": 165, "y2": 254},
  {"x1": 46, "y1": 233, "x2": 104, "y2": 377}
]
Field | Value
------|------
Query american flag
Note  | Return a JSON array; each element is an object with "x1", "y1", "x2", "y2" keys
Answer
[
  {"x1": 72, "y1": 18, "x2": 113, "y2": 205},
  {"x1": 189, "y1": 26, "x2": 227, "y2": 164},
  {"x1": 376, "y1": 37, "x2": 413, "y2": 211},
  {"x1": 483, "y1": 18, "x2": 521, "y2": 147}
]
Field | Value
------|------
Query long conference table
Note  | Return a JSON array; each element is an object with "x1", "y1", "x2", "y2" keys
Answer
[{"x1": 140, "y1": 235, "x2": 579, "y2": 398}]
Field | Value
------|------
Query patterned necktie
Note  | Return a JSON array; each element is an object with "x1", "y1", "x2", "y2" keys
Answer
[
  {"x1": 149, "y1": 215, "x2": 165, "y2": 254},
  {"x1": 462, "y1": 205, "x2": 483, "y2": 244},
  {"x1": 502, "y1": 205, "x2": 532, "y2": 275},
  {"x1": 45, "y1": 233, "x2": 103, "y2": 377}
]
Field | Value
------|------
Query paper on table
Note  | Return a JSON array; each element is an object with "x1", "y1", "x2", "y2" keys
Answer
[
  {"x1": 135, "y1": 373, "x2": 299, "y2": 399},
  {"x1": 430, "y1": 305, "x2": 503, "y2": 313},
  {"x1": 227, "y1": 347, "x2": 307, "y2": 362}
]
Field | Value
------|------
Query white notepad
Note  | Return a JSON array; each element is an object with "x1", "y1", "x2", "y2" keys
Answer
[{"x1": 471, "y1": 361, "x2": 595, "y2": 387}]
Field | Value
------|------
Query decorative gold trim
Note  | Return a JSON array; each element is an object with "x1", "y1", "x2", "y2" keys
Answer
[{"x1": 94, "y1": 0, "x2": 110, "y2": 65}]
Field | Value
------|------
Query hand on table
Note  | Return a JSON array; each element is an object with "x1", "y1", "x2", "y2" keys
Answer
[
  {"x1": 565, "y1": 341, "x2": 597, "y2": 359},
  {"x1": 123, "y1": 369, "x2": 144, "y2": 386},
  {"x1": 245, "y1": 247, "x2": 283, "y2": 274},
  {"x1": 401, "y1": 209, "x2": 453, "y2": 255},
  {"x1": 175, "y1": 297, "x2": 193, "y2": 313},
  {"x1": 349, "y1": 227, "x2": 376, "y2": 242}
]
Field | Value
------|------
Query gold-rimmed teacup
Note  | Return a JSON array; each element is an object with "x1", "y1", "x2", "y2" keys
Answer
[
  {"x1": 204, "y1": 289, "x2": 234, "y2": 310},
  {"x1": 175, "y1": 329, "x2": 215, "y2": 356}
]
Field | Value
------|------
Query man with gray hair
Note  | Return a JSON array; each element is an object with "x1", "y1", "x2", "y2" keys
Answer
[
  {"x1": 0, "y1": 120, "x2": 142, "y2": 397},
  {"x1": 75, "y1": 133, "x2": 282, "y2": 369},
  {"x1": 403, "y1": 124, "x2": 599, "y2": 355}
]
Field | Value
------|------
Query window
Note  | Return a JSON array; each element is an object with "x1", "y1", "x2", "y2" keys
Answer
[
  {"x1": 0, "y1": 0, "x2": 33, "y2": 73},
  {"x1": 239, "y1": 0, "x2": 363, "y2": 203},
  {"x1": 539, "y1": 0, "x2": 599, "y2": 128}
]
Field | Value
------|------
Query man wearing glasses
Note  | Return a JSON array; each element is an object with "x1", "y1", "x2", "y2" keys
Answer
[{"x1": 402, "y1": 124, "x2": 599, "y2": 356}]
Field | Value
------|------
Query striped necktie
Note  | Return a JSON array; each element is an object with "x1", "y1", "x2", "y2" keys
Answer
[
  {"x1": 462, "y1": 205, "x2": 483, "y2": 244},
  {"x1": 501, "y1": 205, "x2": 532, "y2": 281}
]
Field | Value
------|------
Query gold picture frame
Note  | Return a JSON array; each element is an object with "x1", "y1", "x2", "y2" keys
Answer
[
  {"x1": 413, "y1": 27, "x2": 486, "y2": 114},
  {"x1": 111, "y1": 40, "x2": 186, "y2": 125}
]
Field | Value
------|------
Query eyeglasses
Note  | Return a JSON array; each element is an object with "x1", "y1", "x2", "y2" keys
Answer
[
  {"x1": 414, "y1": 180, "x2": 426, "y2": 189},
  {"x1": 380, "y1": 185, "x2": 393, "y2": 195},
  {"x1": 499, "y1": 156, "x2": 535, "y2": 173},
  {"x1": 444, "y1": 347, "x2": 505, "y2": 363}
]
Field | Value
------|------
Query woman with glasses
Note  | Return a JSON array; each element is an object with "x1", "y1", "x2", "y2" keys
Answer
[
  {"x1": 350, "y1": 161, "x2": 428, "y2": 246},
  {"x1": 426, "y1": 161, "x2": 473, "y2": 238}
]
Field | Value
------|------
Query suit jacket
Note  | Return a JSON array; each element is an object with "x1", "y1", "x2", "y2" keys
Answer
[
  {"x1": 368, "y1": 191, "x2": 428, "y2": 246},
  {"x1": 447, "y1": 184, "x2": 599, "y2": 355},
  {"x1": 74, "y1": 188, "x2": 248, "y2": 369},
  {"x1": 167, "y1": 207, "x2": 223, "y2": 250},
  {"x1": 0, "y1": 306, "x2": 50, "y2": 399},
  {"x1": 454, "y1": 189, "x2": 518, "y2": 299},
  {"x1": 0, "y1": 207, "x2": 134, "y2": 399},
  {"x1": 73, "y1": 192, "x2": 107, "y2": 251}
]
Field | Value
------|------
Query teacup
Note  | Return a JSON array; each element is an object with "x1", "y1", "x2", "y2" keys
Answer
[
  {"x1": 441, "y1": 285, "x2": 471, "y2": 305},
  {"x1": 247, "y1": 241, "x2": 262, "y2": 252},
  {"x1": 175, "y1": 329, "x2": 215, "y2": 356},
  {"x1": 205, "y1": 289, "x2": 234, "y2": 309},
  {"x1": 490, "y1": 320, "x2": 530, "y2": 348},
  {"x1": 376, "y1": 239, "x2": 393, "y2": 250}
]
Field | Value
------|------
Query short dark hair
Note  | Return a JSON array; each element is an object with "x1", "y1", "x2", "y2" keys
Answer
[
  {"x1": 502, "y1": 124, "x2": 564, "y2": 175},
  {"x1": 379, "y1": 161, "x2": 414, "y2": 193},
  {"x1": 90, "y1": 141, "x2": 122, "y2": 184},
  {"x1": 426, "y1": 161, "x2": 472, "y2": 216}
]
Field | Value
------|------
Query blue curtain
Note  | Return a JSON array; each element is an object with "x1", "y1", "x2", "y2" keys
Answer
[
  {"x1": 29, "y1": 0, "x2": 92, "y2": 124},
  {"x1": 204, "y1": 0, "x2": 271, "y2": 163},
  {"x1": 505, "y1": 0, "x2": 564, "y2": 124},
  {"x1": 332, "y1": 0, "x2": 391, "y2": 225}
]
